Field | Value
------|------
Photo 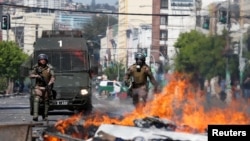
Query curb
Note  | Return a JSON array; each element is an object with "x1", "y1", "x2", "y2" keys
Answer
[{"x1": 0, "y1": 93, "x2": 27, "y2": 98}]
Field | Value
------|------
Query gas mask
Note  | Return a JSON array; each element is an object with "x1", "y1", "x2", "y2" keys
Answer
[
  {"x1": 136, "y1": 59, "x2": 143, "y2": 72},
  {"x1": 136, "y1": 65, "x2": 141, "y2": 72}
]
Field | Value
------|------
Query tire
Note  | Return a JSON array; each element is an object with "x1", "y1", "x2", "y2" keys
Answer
[
  {"x1": 82, "y1": 97, "x2": 93, "y2": 115},
  {"x1": 30, "y1": 105, "x2": 33, "y2": 115},
  {"x1": 29, "y1": 97, "x2": 33, "y2": 115}
]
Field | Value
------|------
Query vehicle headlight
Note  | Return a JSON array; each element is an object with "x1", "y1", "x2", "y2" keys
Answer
[{"x1": 80, "y1": 89, "x2": 88, "y2": 95}]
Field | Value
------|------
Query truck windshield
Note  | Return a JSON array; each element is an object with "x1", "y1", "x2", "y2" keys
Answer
[{"x1": 35, "y1": 50, "x2": 89, "y2": 72}]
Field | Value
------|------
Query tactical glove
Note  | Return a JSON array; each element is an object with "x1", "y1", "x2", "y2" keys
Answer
[{"x1": 46, "y1": 84, "x2": 52, "y2": 90}]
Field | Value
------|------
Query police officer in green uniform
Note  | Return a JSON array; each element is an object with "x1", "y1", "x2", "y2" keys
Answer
[
  {"x1": 124, "y1": 52, "x2": 158, "y2": 107},
  {"x1": 29, "y1": 54, "x2": 55, "y2": 121}
]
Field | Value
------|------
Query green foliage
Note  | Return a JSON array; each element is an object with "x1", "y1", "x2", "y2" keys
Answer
[
  {"x1": 174, "y1": 30, "x2": 238, "y2": 80},
  {"x1": 82, "y1": 15, "x2": 118, "y2": 40},
  {"x1": 0, "y1": 41, "x2": 29, "y2": 79},
  {"x1": 103, "y1": 61, "x2": 125, "y2": 81},
  {"x1": 0, "y1": 77, "x2": 7, "y2": 91},
  {"x1": 242, "y1": 27, "x2": 250, "y2": 77}
]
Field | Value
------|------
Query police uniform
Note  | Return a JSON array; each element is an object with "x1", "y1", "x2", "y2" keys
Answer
[
  {"x1": 30, "y1": 54, "x2": 55, "y2": 121},
  {"x1": 124, "y1": 53, "x2": 158, "y2": 106}
]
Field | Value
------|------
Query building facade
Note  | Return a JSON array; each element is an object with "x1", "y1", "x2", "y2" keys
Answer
[
  {"x1": 117, "y1": 0, "x2": 152, "y2": 65},
  {"x1": 54, "y1": 12, "x2": 92, "y2": 30},
  {"x1": 152, "y1": 0, "x2": 196, "y2": 68},
  {"x1": 2, "y1": 8, "x2": 56, "y2": 55},
  {"x1": 23, "y1": 0, "x2": 66, "y2": 9}
]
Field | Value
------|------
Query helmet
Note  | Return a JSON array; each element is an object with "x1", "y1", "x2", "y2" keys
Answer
[
  {"x1": 135, "y1": 52, "x2": 145, "y2": 61},
  {"x1": 37, "y1": 54, "x2": 48, "y2": 62}
]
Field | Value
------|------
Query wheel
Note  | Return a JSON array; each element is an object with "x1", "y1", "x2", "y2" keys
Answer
[
  {"x1": 30, "y1": 105, "x2": 33, "y2": 115},
  {"x1": 75, "y1": 103, "x2": 93, "y2": 115},
  {"x1": 83, "y1": 102, "x2": 93, "y2": 115},
  {"x1": 29, "y1": 97, "x2": 33, "y2": 115}
]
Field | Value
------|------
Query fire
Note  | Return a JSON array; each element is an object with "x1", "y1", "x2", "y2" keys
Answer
[{"x1": 45, "y1": 72, "x2": 250, "y2": 140}]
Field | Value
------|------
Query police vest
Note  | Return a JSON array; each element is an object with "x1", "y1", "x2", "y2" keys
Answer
[
  {"x1": 130, "y1": 65, "x2": 149, "y2": 85},
  {"x1": 35, "y1": 65, "x2": 53, "y2": 86}
]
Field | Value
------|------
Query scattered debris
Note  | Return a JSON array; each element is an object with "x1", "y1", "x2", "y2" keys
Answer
[
  {"x1": 133, "y1": 116, "x2": 177, "y2": 131},
  {"x1": 93, "y1": 124, "x2": 207, "y2": 141}
]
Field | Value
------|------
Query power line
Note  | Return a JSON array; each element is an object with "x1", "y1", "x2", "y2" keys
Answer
[{"x1": 0, "y1": 3, "x2": 190, "y2": 17}]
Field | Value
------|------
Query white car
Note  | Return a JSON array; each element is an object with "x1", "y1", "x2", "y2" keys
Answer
[{"x1": 97, "y1": 80, "x2": 127, "y2": 100}]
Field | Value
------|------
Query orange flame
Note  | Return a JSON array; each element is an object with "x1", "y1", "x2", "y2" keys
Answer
[{"x1": 46, "y1": 72, "x2": 250, "y2": 140}]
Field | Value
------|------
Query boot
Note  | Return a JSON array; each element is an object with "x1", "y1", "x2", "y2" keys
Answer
[
  {"x1": 33, "y1": 96, "x2": 39, "y2": 121},
  {"x1": 43, "y1": 100, "x2": 49, "y2": 121}
]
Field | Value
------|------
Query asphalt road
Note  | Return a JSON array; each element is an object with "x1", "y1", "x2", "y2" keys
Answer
[{"x1": 0, "y1": 92, "x2": 135, "y2": 123}]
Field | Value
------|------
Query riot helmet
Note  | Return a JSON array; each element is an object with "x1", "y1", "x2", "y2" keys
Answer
[
  {"x1": 135, "y1": 52, "x2": 145, "y2": 62},
  {"x1": 135, "y1": 52, "x2": 145, "y2": 70},
  {"x1": 37, "y1": 54, "x2": 48, "y2": 62}
]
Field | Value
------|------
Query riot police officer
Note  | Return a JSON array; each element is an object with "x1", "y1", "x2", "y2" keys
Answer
[
  {"x1": 124, "y1": 52, "x2": 158, "y2": 107},
  {"x1": 29, "y1": 54, "x2": 55, "y2": 121}
]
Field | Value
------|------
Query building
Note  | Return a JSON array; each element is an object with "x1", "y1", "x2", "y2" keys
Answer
[
  {"x1": 240, "y1": 0, "x2": 250, "y2": 26},
  {"x1": 100, "y1": 24, "x2": 118, "y2": 70},
  {"x1": 1, "y1": 0, "x2": 93, "y2": 55},
  {"x1": 1, "y1": 6, "x2": 55, "y2": 55},
  {"x1": 117, "y1": 0, "x2": 152, "y2": 65},
  {"x1": 151, "y1": 0, "x2": 196, "y2": 69},
  {"x1": 54, "y1": 12, "x2": 92, "y2": 30},
  {"x1": 134, "y1": 24, "x2": 152, "y2": 66},
  {"x1": 23, "y1": 0, "x2": 66, "y2": 9}
]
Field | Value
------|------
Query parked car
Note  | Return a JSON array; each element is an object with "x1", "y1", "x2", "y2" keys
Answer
[{"x1": 97, "y1": 80, "x2": 128, "y2": 100}]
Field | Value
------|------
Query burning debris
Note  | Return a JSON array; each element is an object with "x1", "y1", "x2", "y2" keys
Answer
[
  {"x1": 133, "y1": 116, "x2": 177, "y2": 131},
  {"x1": 41, "y1": 118, "x2": 207, "y2": 141},
  {"x1": 39, "y1": 73, "x2": 249, "y2": 141},
  {"x1": 93, "y1": 124, "x2": 207, "y2": 141}
]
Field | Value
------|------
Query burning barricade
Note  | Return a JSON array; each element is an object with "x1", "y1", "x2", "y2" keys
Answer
[
  {"x1": 42, "y1": 115, "x2": 207, "y2": 141},
  {"x1": 39, "y1": 73, "x2": 249, "y2": 141}
]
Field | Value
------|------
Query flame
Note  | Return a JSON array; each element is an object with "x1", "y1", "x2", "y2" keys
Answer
[{"x1": 46, "y1": 72, "x2": 250, "y2": 140}]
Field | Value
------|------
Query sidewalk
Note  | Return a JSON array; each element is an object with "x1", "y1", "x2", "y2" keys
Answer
[{"x1": 0, "y1": 93, "x2": 27, "y2": 98}]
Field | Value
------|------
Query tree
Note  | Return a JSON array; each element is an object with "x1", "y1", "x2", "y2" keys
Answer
[
  {"x1": 82, "y1": 14, "x2": 118, "y2": 40},
  {"x1": 0, "y1": 41, "x2": 29, "y2": 94},
  {"x1": 82, "y1": 15, "x2": 118, "y2": 76},
  {"x1": 103, "y1": 61, "x2": 126, "y2": 81},
  {"x1": 241, "y1": 27, "x2": 250, "y2": 80},
  {"x1": 174, "y1": 30, "x2": 238, "y2": 81}
]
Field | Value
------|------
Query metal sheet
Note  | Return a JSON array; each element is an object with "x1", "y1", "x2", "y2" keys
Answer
[
  {"x1": 0, "y1": 122, "x2": 43, "y2": 141},
  {"x1": 95, "y1": 124, "x2": 208, "y2": 141}
]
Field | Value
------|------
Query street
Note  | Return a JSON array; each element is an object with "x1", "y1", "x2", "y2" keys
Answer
[
  {"x1": 0, "y1": 94, "x2": 32, "y2": 122},
  {"x1": 0, "y1": 92, "x2": 135, "y2": 123}
]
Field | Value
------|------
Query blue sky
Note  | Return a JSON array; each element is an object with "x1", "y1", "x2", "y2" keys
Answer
[{"x1": 73, "y1": 0, "x2": 117, "y2": 5}]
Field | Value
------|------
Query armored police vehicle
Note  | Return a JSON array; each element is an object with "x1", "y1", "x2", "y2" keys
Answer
[{"x1": 27, "y1": 30, "x2": 95, "y2": 115}]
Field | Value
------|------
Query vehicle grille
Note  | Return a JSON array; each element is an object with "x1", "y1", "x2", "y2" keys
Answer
[{"x1": 55, "y1": 89, "x2": 79, "y2": 99}]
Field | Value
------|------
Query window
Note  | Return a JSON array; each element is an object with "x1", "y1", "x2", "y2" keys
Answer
[
  {"x1": 35, "y1": 51, "x2": 88, "y2": 72},
  {"x1": 107, "y1": 82, "x2": 113, "y2": 86},
  {"x1": 160, "y1": 16, "x2": 168, "y2": 25},
  {"x1": 161, "y1": 0, "x2": 168, "y2": 9},
  {"x1": 160, "y1": 46, "x2": 168, "y2": 58},
  {"x1": 160, "y1": 30, "x2": 168, "y2": 40}
]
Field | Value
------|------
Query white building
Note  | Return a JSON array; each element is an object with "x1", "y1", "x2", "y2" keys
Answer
[
  {"x1": 2, "y1": 7, "x2": 55, "y2": 55},
  {"x1": 117, "y1": 0, "x2": 153, "y2": 65},
  {"x1": 23, "y1": 0, "x2": 66, "y2": 9}
]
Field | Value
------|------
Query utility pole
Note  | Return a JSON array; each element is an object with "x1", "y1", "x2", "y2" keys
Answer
[
  {"x1": 239, "y1": 0, "x2": 245, "y2": 85},
  {"x1": 225, "y1": 0, "x2": 231, "y2": 94}
]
